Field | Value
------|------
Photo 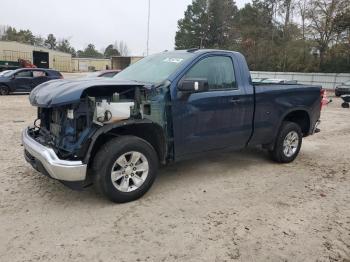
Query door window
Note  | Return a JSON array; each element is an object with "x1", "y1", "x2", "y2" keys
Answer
[
  {"x1": 184, "y1": 56, "x2": 236, "y2": 90},
  {"x1": 15, "y1": 71, "x2": 33, "y2": 78}
]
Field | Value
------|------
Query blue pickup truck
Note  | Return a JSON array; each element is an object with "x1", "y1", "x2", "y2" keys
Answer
[{"x1": 22, "y1": 49, "x2": 323, "y2": 203}]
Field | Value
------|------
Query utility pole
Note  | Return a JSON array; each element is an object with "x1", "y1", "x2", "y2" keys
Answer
[{"x1": 147, "y1": 0, "x2": 151, "y2": 56}]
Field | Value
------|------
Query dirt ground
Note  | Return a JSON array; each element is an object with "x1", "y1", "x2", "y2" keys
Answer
[{"x1": 0, "y1": 93, "x2": 349, "y2": 262}]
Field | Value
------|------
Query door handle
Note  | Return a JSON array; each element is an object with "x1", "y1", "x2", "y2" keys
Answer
[{"x1": 229, "y1": 97, "x2": 241, "y2": 104}]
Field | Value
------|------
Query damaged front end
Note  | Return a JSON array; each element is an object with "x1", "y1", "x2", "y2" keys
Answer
[
  {"x1": 24, "y1": 78, "x2": 171, "y2": 184},
  {"x1": 29, "y1": 98, "x2": 96, "y2": 161}
]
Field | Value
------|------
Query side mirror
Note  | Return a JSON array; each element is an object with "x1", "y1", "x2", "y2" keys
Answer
[
  {"x1": 11, "y1": 75, "x2": 15, "y2": 80},
  {"x1": 178, "y1": 78, "x2": 209, "y2": 93}
]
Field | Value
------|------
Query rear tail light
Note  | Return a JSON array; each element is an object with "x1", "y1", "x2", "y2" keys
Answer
[
  {"x1": 320, "y1": 89, "x2": 328, "y2": 109},
  {"x1": 60, "y1": 74, "x2": 64, "y2": 79}
]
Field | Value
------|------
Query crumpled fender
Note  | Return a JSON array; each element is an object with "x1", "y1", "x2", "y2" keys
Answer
[{"x1": 82, "y1": 119, "x2": 167, "y2": 164}]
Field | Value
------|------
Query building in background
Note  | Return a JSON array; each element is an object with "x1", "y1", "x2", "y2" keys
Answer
[
  {"x1": 72, "y1": 58, "x2": 111, "y2": 72},
  {"x1": 111, "y1": 56, "x2": 143, "y2": 70},
  {"x1": 0, "y1": 41, "x2": 145, "y2": 73},
  {"x1": 0, "y1": 40, "x2": 72, "y2": 72}
]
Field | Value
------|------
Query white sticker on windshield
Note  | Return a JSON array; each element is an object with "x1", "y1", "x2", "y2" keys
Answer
[{"x1": 163, "y1": 58, "x2": 184, "y2": 63}]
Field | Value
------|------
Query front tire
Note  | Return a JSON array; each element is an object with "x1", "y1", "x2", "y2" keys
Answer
[
  {"x1": 0, "y1": 85, "x2": 9, "y2": 95},
  {"x1": 92, "y1": 136, "x2": 159, "y2": 203},
  {"x1": 269, "y1": 121, "x2": 302, "y2": 163}
]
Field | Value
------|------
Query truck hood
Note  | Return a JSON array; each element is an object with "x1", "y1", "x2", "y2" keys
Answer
[{"x1": 29, "y1": 78, "x2": 148, "y2": 107}]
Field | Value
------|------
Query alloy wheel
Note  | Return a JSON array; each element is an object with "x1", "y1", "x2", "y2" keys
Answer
[{"x1": 110, "y1": 151, "x2": 149, "y2": 192}]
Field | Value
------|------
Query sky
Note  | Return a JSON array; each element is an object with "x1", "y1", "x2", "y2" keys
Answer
[{"x1": 1, "y1": 0, "x2": 251, "y2": 56}]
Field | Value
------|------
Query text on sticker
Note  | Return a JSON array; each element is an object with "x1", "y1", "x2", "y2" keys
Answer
[{"x1": 163, "y1": 58, "x2": 184, "y2": 63}]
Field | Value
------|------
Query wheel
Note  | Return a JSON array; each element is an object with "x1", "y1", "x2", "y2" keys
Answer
[
  {"x1": 92, "y1": 136, "x2": 158, "y2": 203},
  {"x1": 342, "y1": 102, "x2": 350, "y2": 108},
  {"x1": 269, "y1": 121, "x2": 302, "y2": 163},
  {"x1": 0, "y1": 85, "x2": 9, "y2": 95}
]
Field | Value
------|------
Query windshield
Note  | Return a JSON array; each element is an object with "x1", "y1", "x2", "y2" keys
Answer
[{"x1": 113, "y1": 52, "x2": 194, "y2": 84}]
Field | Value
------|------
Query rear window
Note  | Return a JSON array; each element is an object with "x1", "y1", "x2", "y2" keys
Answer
[
  {"x1": 101, "y1": 72, "x2": 118, "y2": 78},
  {"x1": 48, "y1": 70, "x2": 62, "y2": 77},
  {"x1": 33, "y1": 71, "x2": 47, "y2": 77}
]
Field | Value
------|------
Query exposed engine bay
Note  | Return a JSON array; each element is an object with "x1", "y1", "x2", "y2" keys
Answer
[{"x1": 28, "y1": 84, "x2": 169, "y2": 161}]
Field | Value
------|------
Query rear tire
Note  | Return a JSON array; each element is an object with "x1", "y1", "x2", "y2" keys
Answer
[
  {"x1": 269, "y1": 121, "x2": 302, "y2": 163},
  {"x1": 0, "y1": 85, "x2": 9, "y2": 96},
  {"x1": 92, "y1": 136, "x2": 158, "y2": 203}
]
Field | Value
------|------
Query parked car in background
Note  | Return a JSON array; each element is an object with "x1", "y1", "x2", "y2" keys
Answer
[
  {"x1": 260, "y1": 78, "x2": 298, "y2": 84},
  {"x1": 335, "y1": 80, "x2": 350, "y2": 97},
  {"x1": 0, "y1": 68, "x2": 63, "y2": 95},
  {"x1": 86, "y1": 70, "x2": 121, "y2": 78}
]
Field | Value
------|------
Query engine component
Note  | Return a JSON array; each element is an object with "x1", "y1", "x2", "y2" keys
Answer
[
  {"x1": 67, "y1": 109, "x2": 74, "y2": 119},
  {"x1": 93, "y1": 99, "x2": 134, "y2": 125}
]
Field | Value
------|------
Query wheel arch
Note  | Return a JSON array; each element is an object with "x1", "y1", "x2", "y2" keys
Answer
[
  {"x1": 85, "y1": 120, "x2": 167, "y2": 167},
  {"x1": 265, "y1": 108, "x2": 311, "y2": 151},
  {"x1": 281, "y1": 109, "x2": 311, "y2": 136}
]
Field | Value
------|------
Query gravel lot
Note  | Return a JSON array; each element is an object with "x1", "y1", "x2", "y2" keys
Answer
[{"x1": 0, "y1": 93, "x2": 349, "y2": 262}]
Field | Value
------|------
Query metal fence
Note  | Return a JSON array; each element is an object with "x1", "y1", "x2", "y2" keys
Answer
[{"x1": 251, "y1": 71, "x2": 350, "y2": 90}]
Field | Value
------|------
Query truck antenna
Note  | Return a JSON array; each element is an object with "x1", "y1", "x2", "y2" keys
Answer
[{"x1": 146, "y1": 0, "x2": 151, "y2": 56}]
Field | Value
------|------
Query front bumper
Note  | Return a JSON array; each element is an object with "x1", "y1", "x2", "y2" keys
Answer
[{"x1": 22, "y1": 128, "x2": 87, "y2": 182}]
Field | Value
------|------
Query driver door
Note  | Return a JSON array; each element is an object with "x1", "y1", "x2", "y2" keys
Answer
[{"x1": 172, "y1": 55, "x2": 252, "y2": 158}]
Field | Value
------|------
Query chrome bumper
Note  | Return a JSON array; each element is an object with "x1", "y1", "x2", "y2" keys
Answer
[{"x1": 22, "y1": 128, "x2": 87, "y2": 181}]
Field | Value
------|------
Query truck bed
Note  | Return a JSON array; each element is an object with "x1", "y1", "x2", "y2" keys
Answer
[{"x1": 249, "y1": 83, "x2": 322, "y2": 146}]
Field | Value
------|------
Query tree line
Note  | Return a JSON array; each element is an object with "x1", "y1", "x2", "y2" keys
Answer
[
  {"x1": 0, "y1": 26, "x2": 129, "y2": 58},
  {"x1": 175, "y1": 0, "x2": 350, "y2": 73}
]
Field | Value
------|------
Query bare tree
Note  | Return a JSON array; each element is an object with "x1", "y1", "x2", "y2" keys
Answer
[
  {"x1": 114, "y1": 41, "x2": 129, "y2": 56},
  {"x1": 276, "y1": 0, "x2": 296, "y2": 71},
  {"x1": 0, "y1": 25, "x2": 8, "y2": 39},
  {"x1": 306, "y1": 0, "x2": 348, "y2": 68},
  {"x1": 297, "y1": 0, "x2": 308, "y2": 40},
  {"x1": 283, "y1": 0, "x2": 293, "y2": 32},
  {"x1": 296, "y1": 0, "x2": 309, "y2": 63}
]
